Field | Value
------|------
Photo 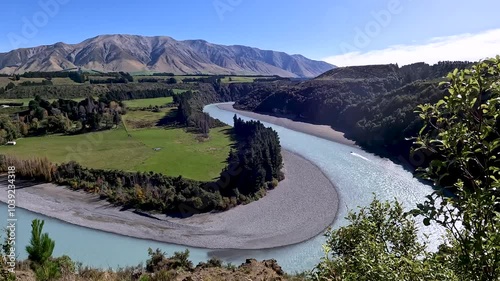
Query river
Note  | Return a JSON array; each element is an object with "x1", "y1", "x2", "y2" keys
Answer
[{"x1": 0, "y1": 103, "x2": 443, "y2": 273}]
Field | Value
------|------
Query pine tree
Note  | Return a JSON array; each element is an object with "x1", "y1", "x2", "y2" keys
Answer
[{"x1": 26, "y1": 219, "x2": 55, "y2": 265}]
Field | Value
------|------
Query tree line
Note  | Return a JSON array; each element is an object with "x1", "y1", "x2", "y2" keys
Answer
[
  {"x1": 17, "y1": 71, "x2": 86, "y2": 83},
  {"x1": 0, "y1": 113, "x2": 283, "y2": 213},
  {"x1": 219, "y1": 115, "x2": 283, "y2": 196},
  {"x1": 100, "y1": 88, "x2": 175, "y2": 104},
  {"x1": 138, "y1": 77, "x2": 177, "y2": 84}
]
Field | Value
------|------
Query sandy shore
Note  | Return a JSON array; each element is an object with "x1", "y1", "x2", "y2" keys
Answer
[
  {"x1": 217, "y1": 103, "x2": 356, "y2": 147},
  {"x1": 0, "y1": 150, "x2": 338, "y2": 250}
]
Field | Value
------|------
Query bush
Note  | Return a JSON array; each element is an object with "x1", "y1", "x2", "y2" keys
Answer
[
  {"x1": 311, "y1": 199, "x2": 456, "y2": 281},
  {"x1": 53, "y1": 255, "x2": 75, "y2": 276},
  {"x1": 34, "y1": 261, "x2": 60, "y2": 281},
  {"x1": 146, "y1": 248, "x2": 193, "y2": 273}
]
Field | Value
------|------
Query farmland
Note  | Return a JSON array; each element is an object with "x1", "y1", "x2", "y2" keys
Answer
[
  {"x1": 123, "y1": 97, "x2": 174, "y2": 108},
  {"x1": 0, "y1": 100, "x2": 233, "y2": 181}
]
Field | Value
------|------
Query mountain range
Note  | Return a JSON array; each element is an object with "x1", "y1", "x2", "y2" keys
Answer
[{"x1": 0, "y1": 34, "x2": 334, "y2": 77}]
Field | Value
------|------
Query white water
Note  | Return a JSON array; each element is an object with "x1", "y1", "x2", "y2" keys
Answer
[
  {"x1": 0, "y1": 103, "x2": 444, "y2": 273},
  {"x1": 350, "y1": 152, "x2": 372, "y2": 162}
]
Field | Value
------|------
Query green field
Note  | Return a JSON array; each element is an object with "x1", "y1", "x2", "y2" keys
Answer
[
  {"x1": 123, "y1": 97, "x2": 174, "y2": 108},
  {"x1": 131, "y1": 127, "x2": 232, "y2": 180},
  {"x1": 0, "y1": 108, "x2": 233, "y2": 181},
  {"x1": 0, "y1": 128, "x2": 152, "y2": 172},
  {"x1": 121, "y1": 108, "x2": 174, "y2": 129}
]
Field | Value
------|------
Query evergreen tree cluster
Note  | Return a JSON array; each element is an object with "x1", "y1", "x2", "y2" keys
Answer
[
  {"x1": 174, "y1": 90, "x2": 225, "y2": 134},
  {"x1": 152, "y1": 72, "x2": 175, "y2": 76},
  {"x1": 182, "y1": 76, "x2": 224, "y2": 83},
  {"x1": 88, "y1": 72, "x2": 134, "y2": 84},
  {"x1": 220, "y1": 115, "x2": 284, "y2": 195},
  {"x1": 101, "y1": 88, "x2": 174, "y2": 104},
  {"x1": 19, "y1": 71, "x2": 86, "y2": 83},
  {"x1": 89, "y1": 77, "x2": 128, "y2": 84},
  {"x1": 138, "y1": 77, "x2": 177, "y2": 84}
]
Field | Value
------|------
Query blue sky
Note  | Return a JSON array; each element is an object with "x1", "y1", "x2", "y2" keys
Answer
[{"x1": 1, "y1": 0, "x2": 499, "y2": 66}]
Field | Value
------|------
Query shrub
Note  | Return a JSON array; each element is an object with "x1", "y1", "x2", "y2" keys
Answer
[{"x1": 311, "y1": 199, "x2": 456, "y2": 281}]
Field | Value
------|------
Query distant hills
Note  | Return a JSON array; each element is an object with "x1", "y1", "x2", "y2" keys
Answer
[
  {"x1": 315, "y1": 64, "x2": 400, "y2": 80},
  {"x1": 0, "y1": 34, "x2": 334, "y2": 77}
]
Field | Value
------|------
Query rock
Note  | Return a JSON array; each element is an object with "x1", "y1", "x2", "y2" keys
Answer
[
  {"x1": 245, "y1": 258, "x2": 258, "y2": 264},
  {"x1": 263, "y1": 259, "x2": 284, "y2": 275}
]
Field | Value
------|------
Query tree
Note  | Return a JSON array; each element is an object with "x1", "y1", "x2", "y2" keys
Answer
[
  {"x1": 0, "y1": 115, "x2": 21, "y2": 144},
  {"x1": 26, "y1": 219, "x2": 60, "y2": 281},
  {"x1": 310, "y1": 199, "x2": 456, "y2": 281},
  {"x1": 414, "y1": 56, "x2": 500, "y2": 280},
  {"x1": 5, "y1": 82, "x2": 15, "y2": 91},
  {"x1": 26, "y1": 219, "x2": 55, "y2": 265}
]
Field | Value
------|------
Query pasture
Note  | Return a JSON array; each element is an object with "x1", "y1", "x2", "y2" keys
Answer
[
  {"x1": 123, "y1": 97, "x2": 174, "y2": 108},
  {"x1": 0, "y1": 104, "x2": 233, "y2": 181}
]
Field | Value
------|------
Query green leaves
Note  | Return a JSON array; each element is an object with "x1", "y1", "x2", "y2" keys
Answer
[
  {"x1": 311, "y1": 199, "x2": 456, "y2": 281},
  {"x1": 26, "y1": 219, "x2": 55, "y2": 265},
  {"x1": 413, "y1": 57, "x2": 500, "y2": 281},
  {"x1": 25, "y1": 219, "x2": 61, "y2": 281}
]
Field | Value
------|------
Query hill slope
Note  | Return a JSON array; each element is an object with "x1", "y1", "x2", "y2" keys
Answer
[
  {"x1": 230, "y1": 61, "x2": 473, "y2": 166},
  {"x1": 0, "y1": 34, "x2": 334, "y2": 77}
]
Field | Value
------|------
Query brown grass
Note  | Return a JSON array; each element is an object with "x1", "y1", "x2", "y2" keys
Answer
[{"x1": 0, "y1": 155, "x2": 55, "y2": 182}]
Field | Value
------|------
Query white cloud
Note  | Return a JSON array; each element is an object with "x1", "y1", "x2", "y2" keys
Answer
[{"x1": 323, "y1": 29, "x2": 500, "y2": 67}]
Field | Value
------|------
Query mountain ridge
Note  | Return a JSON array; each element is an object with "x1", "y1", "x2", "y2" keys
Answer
[{"x1": 0, "y1": 34, "x2": 334, "y2": 77}]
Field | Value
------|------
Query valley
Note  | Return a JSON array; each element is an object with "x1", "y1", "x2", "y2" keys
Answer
[{"x1": 0, "y1": 29, "x2": 497, "y2": 281}]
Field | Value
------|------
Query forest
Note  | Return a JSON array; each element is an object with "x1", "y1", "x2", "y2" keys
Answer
[{"x1": 231, "y1": 61, "x2": 473, "y2": 167}]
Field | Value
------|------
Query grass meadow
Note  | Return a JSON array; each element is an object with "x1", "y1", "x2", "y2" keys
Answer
[
  {"x1": 123, "y1": 97, "x2": 174, "y2": 108},
  {"x1": 0, "y1": 102, "x2": 233, "y2": 181}
]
